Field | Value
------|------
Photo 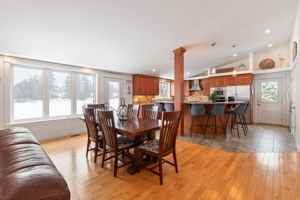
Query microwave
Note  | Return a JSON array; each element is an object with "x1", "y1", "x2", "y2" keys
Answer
[{"x1": 210, "y1": 87, "x2": 226, "y2": 97}]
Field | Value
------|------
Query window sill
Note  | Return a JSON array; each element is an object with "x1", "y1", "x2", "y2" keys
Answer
[{"x1": 7, "y1": 115, "x2": 83, "y2": 126}]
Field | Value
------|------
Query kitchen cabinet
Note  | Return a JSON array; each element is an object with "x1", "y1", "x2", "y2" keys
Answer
[
  {"x1": 209, "y1": 76, "x2": 226, "y2": 87},
  {"x1": 201, "y1": 78, "x2": 210, "y2": 96},
  {"x1": 236, "y1": 74, "x2": 252, "y2": 85},
  {"x1": 133, "y1": 74, "x2": 159, "y2": 95}
]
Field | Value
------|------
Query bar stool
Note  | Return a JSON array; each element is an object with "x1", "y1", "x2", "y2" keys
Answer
[
  {"x1": 164, "y1": 103, "x2": 174, "y2": 112},
  {"x1": 204, "y1": 104, "x2": 226, "y2": 138},
  {"x1": 242, "y1": 103, "x2": 250, "y2": 133},
  {"x1": 225, "y1": 103, "x2": 248, "y2": 137},
  {"x1": 190, "y1": 104, "x2": 206, "y2": 137},
  {"x1": 154, "y1": 102, "x2": 164, "y2": 112}
]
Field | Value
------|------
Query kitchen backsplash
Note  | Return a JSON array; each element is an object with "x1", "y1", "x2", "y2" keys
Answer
[{"x1": 133, "y1": 95, "x2": 155, "y2": 104}]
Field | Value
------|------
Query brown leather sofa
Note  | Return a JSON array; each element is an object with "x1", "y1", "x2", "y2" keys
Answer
[{"x1": 0, "y1": 127, "x2": 70, "y2": 200}]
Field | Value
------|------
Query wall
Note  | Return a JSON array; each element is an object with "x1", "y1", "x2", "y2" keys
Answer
[
  {"x1": 0, "y1": 55, "x2": 132, "y2": 141},
  {"x1": 290, "y1": 1, "x2": 300, "y2": 151},
  {"x1": 253, "y1": 43, "x2": 291, "y2": 71}
]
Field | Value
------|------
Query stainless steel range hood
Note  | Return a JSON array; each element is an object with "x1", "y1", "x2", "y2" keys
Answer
[{"x1": 189, "y1": 80, "x2": 202, "y2": 91}]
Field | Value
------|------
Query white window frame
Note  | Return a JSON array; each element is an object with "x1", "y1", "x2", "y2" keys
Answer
[
  {"x1": 9, "y1": 64, "x2": 97, "y2": 124},
  {"x1": 156, "y1": 80, "x2": 171, "y2": 99}
]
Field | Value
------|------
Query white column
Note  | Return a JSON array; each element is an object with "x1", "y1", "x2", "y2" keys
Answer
[
  {"x1": 249, "y1": 52, "x2": 254, "y2": 72},
  {"x1": 0, "y1": 56, "x2": 4, "y2": 129}
]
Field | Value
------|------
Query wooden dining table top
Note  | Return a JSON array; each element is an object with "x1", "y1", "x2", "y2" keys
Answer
[
  {"x1": 114, "y1": 118, "x2": 161, "y2": 138},
  {"x1": 80, "y1": 116, "x2": 161, "y2": 138}
]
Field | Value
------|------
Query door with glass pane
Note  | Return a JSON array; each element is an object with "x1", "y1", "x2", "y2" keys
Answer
[
  {"x1": 256, "y1": 78, "x2": 283, "y2": 125},
  {"x1": 104, "y1": 78, "x2": 123, "y2": 111}
]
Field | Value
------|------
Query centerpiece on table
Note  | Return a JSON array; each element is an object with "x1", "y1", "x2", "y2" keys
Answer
[{"x1": 117, "y1": 97, "x2": 128, "y2": 121}]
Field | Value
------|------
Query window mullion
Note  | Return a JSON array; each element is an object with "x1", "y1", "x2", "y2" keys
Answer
[
  {"x1": 72, "y1": 73, "x2": 77, "y2": 115},
  {"x1": 43, "y1": 69, "x2": 49, "y2": 118}
]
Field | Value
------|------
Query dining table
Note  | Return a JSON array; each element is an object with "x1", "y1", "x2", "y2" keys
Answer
[{"x1": 81, "y1": 115, "x2": 161, "y2": 174}]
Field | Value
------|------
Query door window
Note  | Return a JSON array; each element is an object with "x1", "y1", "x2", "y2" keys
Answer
[
  {"x1": 260, "y1": 81, "x2": 278, "y2": 102},
  {"x1": 108, "y1": 80, "x2": 121, "y2": 111}
]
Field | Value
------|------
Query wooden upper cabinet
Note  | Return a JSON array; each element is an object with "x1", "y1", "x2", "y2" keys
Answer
[
  {"x1": 201, "y1": 78, "x2": 210, "y2": 96},
  {"x1": 237, "y1": 73, "x2": 252, "y2": 85},
  {"x1": 133, "y1": 74, "x2": 159, "y2": 95},
  {"x1": 209, "y1": 76, "x2": 226, "y2": 88}
]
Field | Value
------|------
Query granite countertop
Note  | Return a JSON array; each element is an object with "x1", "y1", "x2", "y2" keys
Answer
[{"x1": 184, "y1": 101, "x2": 249, "y2": 104}]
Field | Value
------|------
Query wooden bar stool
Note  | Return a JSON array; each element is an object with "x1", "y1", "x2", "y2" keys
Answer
[{"x1": 189, "y1": 104, "x2": 206, "y2": 137}]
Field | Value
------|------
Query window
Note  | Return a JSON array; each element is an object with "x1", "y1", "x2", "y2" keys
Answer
[
  {"x1": 13, "y1": 66, "x2": 43, "y2": 120},
  {"x1": 11, "y1": 65, "x2": 96, "y2": 122},
  {"x1": 77, "y1": 74, "x2": 95, "y2": 114},
  {"x1": 260, "y1": 81, "x2": 278, "y2": 102},
  {"x1": 49, "y1": 71, "x2": 72, "y2": 116},
  {"x1": 157, "y1": 81, "x2": 170, "y2": 99}
]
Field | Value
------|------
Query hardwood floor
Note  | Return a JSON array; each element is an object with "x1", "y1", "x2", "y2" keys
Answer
[{"x1": 41, "y1": 134, "x2": 300, "y2": 200}]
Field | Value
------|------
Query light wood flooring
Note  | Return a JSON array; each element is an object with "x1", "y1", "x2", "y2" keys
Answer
[{"x1": 42, "y1": 134, "x2": 300, "y2": 200}]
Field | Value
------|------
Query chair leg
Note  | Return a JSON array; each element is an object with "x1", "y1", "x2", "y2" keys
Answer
[
  {"x1": 234, "y1": 115, "x2": 240, "y2": 137},
  {"x1": 204, "y1": 115, "x2": 210, "y2": 138},
  {"x1": 190, "y1": 117, "x2": 194, "y2": 137},
  {"x1": 158, "y1": 157, "x2": 163, "y2": 185},
  {"x1": 218, "y1": 115, "x2": 225, "y2": 136},
  {"x1": 213, "y1": 116, "x2": 217, "y2": 138},
  {"x1": 114, "y1": 153, "x2": 118, "y2": 177},
  {"x1": 242, "y1": 115, "x2": 248, "y2": 133},
  {"x1": 101, "y1": 147, "x2": 106, "y2": 168},
  {"x1": 238, "y1": 114, "x2": 246, "y2": 136},
  {"x1": 86, "y1": 139, "x2": 90, "y2": 157},
  {"x1": 173, "y1": 149, "x2": 178, "y2": 173},
  {"x1": 224, "y1": 114, "x2": 230, "y2": 135},
  {"x1": 94, "y1": 142, "x2": 98, "y2": 163}
]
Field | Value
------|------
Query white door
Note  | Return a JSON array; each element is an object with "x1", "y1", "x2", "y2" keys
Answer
[
  {"x1": 104, "y1": 78, "x2": 123, "y2": 111},
  {"x1": 256, "y1": 78, "x2": 283, "y2": 125}
]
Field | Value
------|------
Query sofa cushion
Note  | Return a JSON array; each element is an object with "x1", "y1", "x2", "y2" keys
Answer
[{"x1": 0, "y1": 127, "x2": 70, "y2": 200}]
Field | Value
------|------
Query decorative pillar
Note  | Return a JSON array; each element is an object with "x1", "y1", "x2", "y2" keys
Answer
[{"x1": 173, "y1": 47, "x2": 186, "y2": 136}]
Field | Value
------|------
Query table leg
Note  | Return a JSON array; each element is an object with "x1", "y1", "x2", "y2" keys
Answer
[{"x1": 126, "y1": 135, "x2": 142, "y2": 175}]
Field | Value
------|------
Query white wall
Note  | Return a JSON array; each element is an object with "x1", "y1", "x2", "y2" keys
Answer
[
  {"x1": 0, "y1": 56, "x2": 132, "y2": 141},
  {"x1": 253, "y1": 43, "x2": 291, "y2": 71},
  {"x1": 290, "y1": 1, "x2": 300, "y2": 151}
]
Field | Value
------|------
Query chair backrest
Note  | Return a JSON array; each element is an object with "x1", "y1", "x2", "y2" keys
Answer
[
  {"x1": 159, "y1": 111, "x2": 181, "y2": 154},
  {"x1": 190, "y1": 104, "x2": 206, "y2": 116},
  {"x1": 211, "y1": 104, "x2": 225, "y2": 116},
  {"x1": 83, "y1": 108, "x2": 99, "y2": 142},
  {"x1": 154, "y1": 102, "x2": 164, "y2": 112},
  {"x1": 87, "y1": 104, "x2": 106, "y2": 109},
  {"x1": 164, "y1": 103, "x2": 174, "y2": 112},
  {"x1": 243, "y1": 103, "x2": 250, "y2": 114},
  {"x1": 98, "y1": 111, "x2": 117, "y2": 150},
  {"x1": 235, "y1": 103, "x2": 247, "y2": 115},
  {"x1": 142, "y1": 105, "x2": 159, "y2": 120},
  {"x1": 128, "y1": 104, "x2": 140, "y2": 119}
]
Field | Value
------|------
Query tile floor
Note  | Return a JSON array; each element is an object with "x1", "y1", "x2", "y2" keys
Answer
[{"x1": 177, "y1": 124, "x2": 298, "y2": 152}]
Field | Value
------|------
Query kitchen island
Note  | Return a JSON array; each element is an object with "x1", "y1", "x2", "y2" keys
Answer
[{"x1": 155, "y1": 101, "x2": 250, "y2": 136}]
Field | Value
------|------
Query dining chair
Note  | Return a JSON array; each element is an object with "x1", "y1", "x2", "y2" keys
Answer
[
  {"x1": 98, "y1": 110, "x2": 135, "y2": 177},
  {"x1": 137, "y1": 111, "x2": 181, "y2": 185},
  {"x1": 128, "y1": 104, "x2": 140, "y2": 119},
  {"x1": 142, "y1": 105, "x2": 159, "y2": 140},
  {"x1": 83, "y1": 108, "x2": 104, "y2": 163},
  {"x1": 142, "y1": 105, "x2": 159, "y2": 120}
]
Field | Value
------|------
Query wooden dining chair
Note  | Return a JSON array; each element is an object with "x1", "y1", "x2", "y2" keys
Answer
[
  {"x1": 142, "y1": 105, "x2": 159, "y2": 120},
  {"x1": 142, "y1": 105, "x2": 159, "y2": 140},
  {"x1": 128, "y1": 104, "x2": 140, "y2": 119},
  {"x1": 98, "y1": 110, "x2": 135, "y2": 177},
  {"x1": 83, "y1": 108, "x2": 104, "y2": 163},
  {"x1": 87, "y1": 103, "x2": 106, "y2": 109},
  {"x1": 137, "y1": 111, "x2": 181, "y2": 185}
]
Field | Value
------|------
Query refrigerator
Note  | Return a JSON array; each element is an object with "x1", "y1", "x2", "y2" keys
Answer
[{"x1": 226, "y1": 85, "x2": 251, "y2": 123}]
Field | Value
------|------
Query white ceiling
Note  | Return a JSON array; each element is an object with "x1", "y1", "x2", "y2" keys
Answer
[{"x1": 0, "y1": 0, "x2": 298, "y2": 79}]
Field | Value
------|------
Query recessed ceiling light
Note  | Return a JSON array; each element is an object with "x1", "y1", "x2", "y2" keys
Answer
[
  {"x1": 152, "y1": 69, "x2": 156, "y2": 72},
  {"x1": 233, "y1": 53, "x2": 237, "y2": 57},
  {"x1": 268, "y1": 43, "x2": 273, "y2": 47},
  {"x1": 265, "y1": 29, "x2": 271, "y2": 34}
]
